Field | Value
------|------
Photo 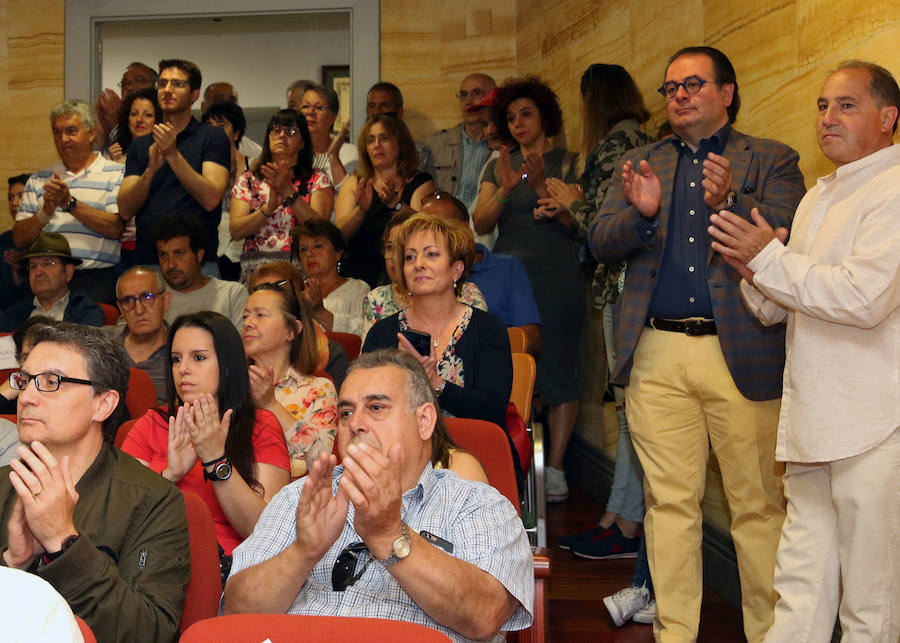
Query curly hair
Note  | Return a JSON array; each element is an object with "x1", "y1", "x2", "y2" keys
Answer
[
  {"x1": 116, "y1": 87, "x2": 162, "y2": 152},
  {"x1": 393, "y1": 212, "x2": 475, "y2": 297},
  {"x1": 491, "y1": 77, "x2": 564, "y2": 145}
]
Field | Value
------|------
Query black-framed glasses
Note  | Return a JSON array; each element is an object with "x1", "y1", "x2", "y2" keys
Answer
[
  {"x1": 270, "y1": 125, "x2": 300, "y2": 138},
  {"x1": 332, "y1": 542, "x2": 373, "y2": 591},
  {"x1": 10, "y1": 371, "x2": 94, "y2": 393},
  {"x1": 118, "y1": 290, "x2": 165, "y2": 311},
  {"x1": 657, "y1": 76, "x2": 715, "y2": 99},
  {"x1": 156, "y1": 79, "x2": 190, "y2": 90}
]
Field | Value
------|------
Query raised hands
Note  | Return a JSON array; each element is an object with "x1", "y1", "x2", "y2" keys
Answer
[
  {"x1": 248, "y1": 364, "x2": 278, "y2": 409},
  {"x1": 339, "y1": 441, "x2": 404, "y2": 558},
  {"x1": 260, "y1": 160, "x2": 295, "y2": 202},
  {"x1": 293, "y1": 454, "x2": 349, "y2": 560},
  {"x1": 497, "y1": 146, "x2": 521, "y2": 193},
  {"x1": 522, "y1": 151, "x2": 546, "y2": 194},
  {"x1": 5, "y1": 441, "x2": 79, "y2": 566},
  {"x1": 183, "y1": 394, "x2": 232, "y2": 464},
  {"x1": 152, "y1": 123, "x2": 178, "y2": 158},
  {"x1": 545, "y1": 177, "x2": 584, "y2": 211},
  {"x1": 622, "y1": 159, "x2": 662, "y2": 218},
  {"x1": 327, "y1": 120, "x2": 351, "y2": 158},
  {"x1": 708, "y1": 207, "x2": 788, "y2": 283},
  {"x1": 357, "y1": 178, "x2": 376, "y2": 213},
  {"x1": 163, "y1": 405, "x2": 198, "y2": 483},
  {"x1": 702, "y1": 153, "x2": 733, "y2": 211},
  {"x1": 42, "y1": 173, "x2": 70, "y2": 212}
]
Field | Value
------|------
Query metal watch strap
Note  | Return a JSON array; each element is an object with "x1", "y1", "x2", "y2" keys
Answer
[{"x1": 377, "y1": 523, "x2": 411, "y2": 568}]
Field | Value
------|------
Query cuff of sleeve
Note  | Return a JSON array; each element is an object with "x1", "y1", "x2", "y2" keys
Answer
[
  {"x1": 746, "y1": 237, "x2": 785, "y2": 274},
  {"x1": 634, "y1": 214, "x2": 659, "y2": 241}
]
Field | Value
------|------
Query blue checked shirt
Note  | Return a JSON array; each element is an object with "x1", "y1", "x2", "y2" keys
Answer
[
  {"x1": 455, "y1": 130, "x2": 490, "y2": 208},
  {"x1": 231, "y1": 463, "x2": 534, "y2": 642}
]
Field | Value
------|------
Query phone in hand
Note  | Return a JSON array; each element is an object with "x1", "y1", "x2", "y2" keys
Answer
[{"x1": 400, "y1": 329, "x2": 432, "y2": 356}]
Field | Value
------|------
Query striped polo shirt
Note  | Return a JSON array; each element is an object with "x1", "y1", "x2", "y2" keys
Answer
[{"x1": 17, "y1": 153, "x2": 124, "y2": 269}]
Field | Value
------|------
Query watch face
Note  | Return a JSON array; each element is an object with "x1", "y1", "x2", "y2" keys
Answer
[
  {"x1": 214, "y1": 461, "x2": 232, "y2": 481},
  {"x1": 393, "y1": 535, "x2": 411, "y2": 559}
]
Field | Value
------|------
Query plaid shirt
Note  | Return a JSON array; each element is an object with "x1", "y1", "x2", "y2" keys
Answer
[
  {"x1": 589, "y1": 129, "x2": 806, "y2": 400},
  {"x1": 231, "y1": 463, "x2": 534, "y2": 642}
]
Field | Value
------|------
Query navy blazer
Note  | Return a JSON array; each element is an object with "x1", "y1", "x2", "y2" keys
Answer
[
  {"x1": 590, "y1": 129, "x2": 806, "y2": 401},
  {"x1": 0, "y1": 291, "x2": 104, "y2": 332}
]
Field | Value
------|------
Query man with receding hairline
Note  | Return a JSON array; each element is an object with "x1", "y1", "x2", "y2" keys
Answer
[
  {"x1": 426, "y1": 73, "x2": 497, "y2": 206},
  {"x1": 710, "y1": 60, "x2": 900, "y2": 642}
]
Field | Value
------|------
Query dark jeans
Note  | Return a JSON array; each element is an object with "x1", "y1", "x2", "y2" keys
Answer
[{"x1": 632, "y1": 534, "x2": 653, "y2": 593}]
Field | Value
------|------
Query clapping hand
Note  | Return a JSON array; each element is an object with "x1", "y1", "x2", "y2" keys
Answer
[
  {"x1": 184, "y1": 394, "x2": 232, "y2": 464},
  {"x1": 293, "y1": 454, "x2": 349, "y2": 559},
  {"x1": 622, "y1": 160, "x2": 662, "y2": 218}
]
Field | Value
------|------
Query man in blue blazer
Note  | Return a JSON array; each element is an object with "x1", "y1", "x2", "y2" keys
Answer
[{"x1": 590, "y1": 46, "x2": 805, "y2": 641}]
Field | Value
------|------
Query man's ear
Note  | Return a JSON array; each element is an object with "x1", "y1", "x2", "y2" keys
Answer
[
  {"x1": 64, "y1": 263, "x2": 76, "y2": 283},
  {"x1": 92, "y1": 389, "x2": 119, "y2": 424},
  {"x1": 161, "y1": 290, "x2": 171, "y2": 314},
  {"x1": 190, "y1": 89, "x2": 201, "y2": 106},
  {"x1": 720, "y1": 83, "x2": 735, "y2": 109},
  {"x1": 880, "y1": 105, "x2": 899, "y2": 135},
  {"x1": 196, "y1": 247, "x2": 205, "y2": 264},
  {"x1": 416, "y1": 402, "x2": 437, "y2": 442}
]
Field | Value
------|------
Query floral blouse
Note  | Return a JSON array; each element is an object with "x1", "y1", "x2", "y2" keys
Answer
[
  {"x1": 361, "y1": 282, "x2": 487, "y2": 342},
  {"x1": 398, "y1": 306, "x2": 472, "y2": 386},
  {"x1": 230, "y1": 169, "x2": 332, "y2": 256},
  {"x1": 273, "y1": 366, "x2": 338, "y2": 477}
]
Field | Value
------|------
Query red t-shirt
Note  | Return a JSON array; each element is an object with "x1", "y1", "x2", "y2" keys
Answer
[{"x1": 122, "y1": 407, "x2": 290, "y2": 555}]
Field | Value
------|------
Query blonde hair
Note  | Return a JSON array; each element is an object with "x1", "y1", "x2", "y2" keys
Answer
[{"x1": 394, "y1": 213, "x2": 475, "y2": 297}]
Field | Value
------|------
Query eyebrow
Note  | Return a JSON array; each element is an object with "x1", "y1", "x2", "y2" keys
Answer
[{"x1": 337, "y1": 393, "x2": 392, "y2": 408}]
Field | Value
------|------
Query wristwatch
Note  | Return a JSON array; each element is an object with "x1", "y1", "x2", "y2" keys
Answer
[
  {"x1": 63, "y1": 196, "x2": 78, "y2": 213},
  {"x1": 377, "y1": 523, "x2": 411, "y2": 568},
  {"x1": 202, "y1": 456, "x2": 233, "y2": 482}
]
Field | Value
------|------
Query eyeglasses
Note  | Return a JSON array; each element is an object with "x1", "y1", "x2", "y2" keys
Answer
[
  {"x1": 332, "y1": 542, "x2": 373, "y2": 591},
  {"x1": 657, "y1": 76, "x2": 715, "y2": 99},
  {"x1": 270, "y1": 126, "x2": 300, "y2": 138},
  {"x1": 457, "y1": 88, "x2": 486, "y2": 101},
  {"x1": 10, "y1": 370, "x2": 94, "y2": 393},
  {"x1": 118, "y1": 290, "x2": 165, "y2": 311},
  {"x1": 156, "y1": 79, "x2": 190, "y2": 90},
  {"x1": 299, "y1": 104, "x2": 329, "y2": 114}
]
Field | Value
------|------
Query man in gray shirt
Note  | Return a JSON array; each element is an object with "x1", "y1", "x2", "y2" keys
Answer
[{"x1": 154, "y1": 211, "x2": 247, "y2": 330}]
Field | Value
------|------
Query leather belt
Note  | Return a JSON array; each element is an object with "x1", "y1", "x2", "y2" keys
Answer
[{"x1": 646, "y1": 317, "x2": 717, "y2": 336}]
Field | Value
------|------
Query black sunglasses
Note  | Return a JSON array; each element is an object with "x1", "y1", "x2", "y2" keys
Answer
[{"x1": 331, "y1": 541, "x2": 373, "y2": 591}]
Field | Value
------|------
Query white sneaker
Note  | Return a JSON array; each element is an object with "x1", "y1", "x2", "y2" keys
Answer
[
  {"x1": 602, "y1": 585, "x2": 650, "y2": 627},
  {"x1": 545, "y1": 466, "x2": 568, "y2": 503},
  {"x1": 632, "y1": 598, "x2": 656, "y2": 624}
]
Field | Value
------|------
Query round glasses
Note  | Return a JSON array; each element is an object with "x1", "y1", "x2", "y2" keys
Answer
[
  {"x1": 657, "y1": 76, "x2": 716, "y2": 99},
  {"x1": 118, "y1": 290, "x2": 165, "y2": 312}
]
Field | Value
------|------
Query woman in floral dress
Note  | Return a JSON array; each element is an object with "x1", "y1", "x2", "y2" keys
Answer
[
  {"x1": 241, "y1": 281, "x2": 337, "y2": 478},
  {"x1": 231, "y1": 110, "x2": 333, "y2": 285}
]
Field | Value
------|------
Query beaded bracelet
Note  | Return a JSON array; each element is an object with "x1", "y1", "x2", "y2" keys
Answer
[{"x1": 493, "y1": 190, "x2": 511, "y2": 204}]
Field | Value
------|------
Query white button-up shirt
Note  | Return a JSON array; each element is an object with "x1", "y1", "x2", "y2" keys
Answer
[{"x1": 741, "y1": 144, "x2": 900, "y2": 463}]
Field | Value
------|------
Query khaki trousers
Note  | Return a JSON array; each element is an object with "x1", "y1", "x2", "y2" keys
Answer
[
  {"x1": 626, "y1": 328, "x2": 785, "y2": 642},
  {"x1": 765, "y1": 428, "x2": 900, "y2": 643}
]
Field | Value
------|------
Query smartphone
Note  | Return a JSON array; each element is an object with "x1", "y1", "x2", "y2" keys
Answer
[{"x1": 400, "y1": 329, "x2": 432, "y2": 356}]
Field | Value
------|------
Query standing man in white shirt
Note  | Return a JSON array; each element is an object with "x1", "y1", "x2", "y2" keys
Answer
[{"x1": 709, "y1": 60, "x2": 900, "y2": 642}]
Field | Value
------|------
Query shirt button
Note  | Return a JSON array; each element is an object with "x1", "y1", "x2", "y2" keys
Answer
[
  {"x1": 689, "y1": 236, "x2": 695, "y2": 243},
  {"x1": 680, "y1": 142, "x2": 686, "y2": 148},
  {"x1": 688, "y1": 266, "x2": 695, "y2": 272},
  {"x1": 692, "y1": 159, "x2": 699, "y2": 165},
  {"x1": 689, "y1": 209, "x2": 695, "y2": 216},
  {"x1": 689, "y1": 297, "x2": 695, "y2": 303},
  {"x1": 689, "y1": 181, "x2": 696, "y2": 188},
  {"x1": 341, "y1": 607, "x2": 351, "y2": 616}
]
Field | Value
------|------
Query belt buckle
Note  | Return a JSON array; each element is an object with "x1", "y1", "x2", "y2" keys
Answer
[{"x1": 684, "y1": 320, "x2": 704, "y2": 336}]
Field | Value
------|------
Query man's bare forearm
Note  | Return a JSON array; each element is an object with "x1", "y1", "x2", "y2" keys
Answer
[
  {"x1": 118, "y1": 173, "x2": 154, "y2": 221},
  {"x1": 166, "y1": 154, "x2": 227, "y2": 211},
  {"x1": 223, "y1": 544, "x2": 318, "y2": 614},
  {"x1": 387, "y1": 531, "x2": 519, "y2": 640},
  {"x1": 71, "y1": 203, "x2": 125, "y2": 239}
]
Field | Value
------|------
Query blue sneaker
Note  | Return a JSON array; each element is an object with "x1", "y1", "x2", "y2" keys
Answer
[{"x1": 572, "y1": 523, "x2": 641, "y2": 559}]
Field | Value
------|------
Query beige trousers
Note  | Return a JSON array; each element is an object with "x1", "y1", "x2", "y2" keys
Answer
[
  {"x1": 626, "y1": 328, "x2": 785, "y2": 642},
  {"x1": 765, "y1": 428, "x2": 900, "y2": 643}
]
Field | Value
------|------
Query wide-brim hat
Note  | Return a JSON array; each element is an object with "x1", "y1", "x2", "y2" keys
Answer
[{"x1": 20, "y1": 232, "x2": 82, "y2": 266}]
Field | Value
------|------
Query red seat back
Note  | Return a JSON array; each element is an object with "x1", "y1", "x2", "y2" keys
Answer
[
  {"x1": 179, "y1": 490, "x2": 222, "y2": 633},
  {"x1": 444, "y1": 417, "x2": 520, "y2": 515}
]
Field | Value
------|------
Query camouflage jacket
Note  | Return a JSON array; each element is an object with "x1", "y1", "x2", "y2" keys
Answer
[{"x1": 571, "y1": 119, "x2": 653, "y2": 307}]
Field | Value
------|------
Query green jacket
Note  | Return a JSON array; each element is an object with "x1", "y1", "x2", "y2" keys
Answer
[{"x1": 0, "y1": 444, "x2": 190, "y2": 643}]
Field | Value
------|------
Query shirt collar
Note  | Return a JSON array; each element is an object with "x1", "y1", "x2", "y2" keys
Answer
[
  {"x1": 33, "y1": 290, "x2": 70, "y2": 315},
  {"x1": 461, "y1": 127, "x2": 485, "y2": 147},
  {"x1": 471, "y1": 243, "x2": 493, "y2": 273},
  {"x1": 671, "y1": 122, "x2": 732, "y2": 156}
]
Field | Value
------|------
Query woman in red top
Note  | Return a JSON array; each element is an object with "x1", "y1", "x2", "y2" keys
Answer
[{"x1": 122, "y1": 311, "x2": 290, "y2": 572}]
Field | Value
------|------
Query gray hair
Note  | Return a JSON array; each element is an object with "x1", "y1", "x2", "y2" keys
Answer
[
  {"x1": 29, "y1": 323, "x2": 130, "y2": 440},
  {"x1": 347, "y1": 349, "x2": 435, "y2": 412},
  {"x1": 115, "y1": 266, "x2": 166, "y2": 298},
  {"x1": 50, "y1": 99, "x2": 99, "y2": 132},
  {"x1": 306, "y1": 82, "x2": 339, "y2": 113},
  {"x1": 287, "y1": 79, "x2": 317, "y2": 95}
]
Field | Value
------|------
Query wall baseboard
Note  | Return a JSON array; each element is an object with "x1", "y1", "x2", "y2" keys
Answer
[{"x1": 565, "y1": 434, "x2": 742, "y2": 609}]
